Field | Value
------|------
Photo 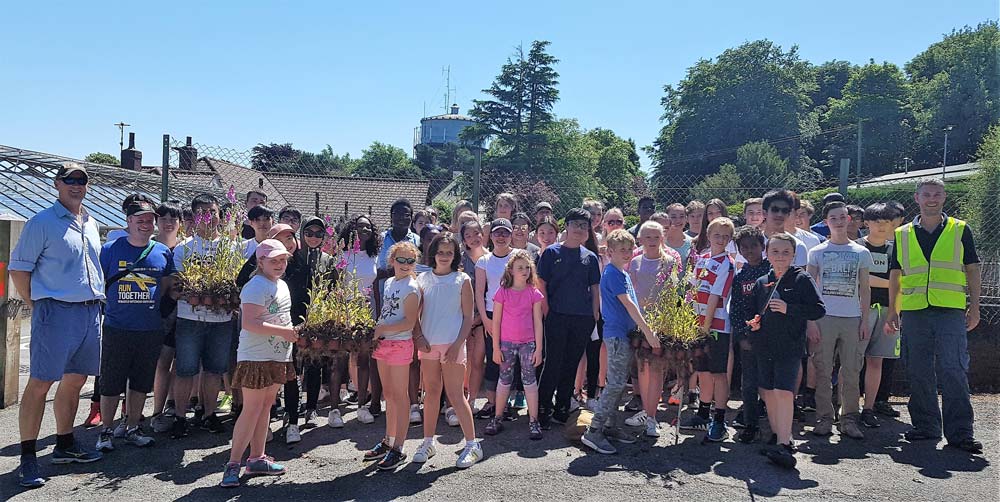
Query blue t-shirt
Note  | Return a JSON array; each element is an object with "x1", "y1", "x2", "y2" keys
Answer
[
  {"x1": 377, "y1": 230, "x2": 421, "y2": 270},
  {"x1": 537, "y1": 243, "x2": 601, "y2": 317},
  {"x1": 600, "y1": 264, "x2": 637, "y2": 339},
  {"x1": 810, "y1": 221, "x2": 831, "y2": 238},
  {"x1": 100, "y1": 238, "x2": 174, "y2": 331}
]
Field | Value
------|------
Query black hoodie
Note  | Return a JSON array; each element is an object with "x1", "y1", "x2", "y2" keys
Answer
[{"x1": 750, "y1": 266, "x2": 825, "y2": 357}]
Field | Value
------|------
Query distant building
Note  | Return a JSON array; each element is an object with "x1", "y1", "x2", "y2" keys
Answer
[{"x1": 414, "y1": 104, "x2": 475, "y2": 150}]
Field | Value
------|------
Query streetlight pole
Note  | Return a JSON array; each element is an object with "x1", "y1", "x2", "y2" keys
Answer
[{"x1": 942, "y1": 125, "x2": 954, "y2": 179}]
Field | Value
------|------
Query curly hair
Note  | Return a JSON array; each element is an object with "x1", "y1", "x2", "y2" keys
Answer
[{"x1": 339, "y1": 214, "x2": 381, "y2": 257}]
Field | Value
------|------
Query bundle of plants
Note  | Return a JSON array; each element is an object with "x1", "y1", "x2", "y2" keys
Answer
[
  {"x1": 175, "y1": 202, "x2": 245, "y2": 312},
  {"x1": 296, "y1": 256, "x2": 375, "y2": 362},
  {"x1": 631, "y1": 266, "x2": 707, "y2": 367}
]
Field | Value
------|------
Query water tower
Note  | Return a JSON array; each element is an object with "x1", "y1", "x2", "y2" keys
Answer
[{"x1": 414, "y1": 104, "x2": 475, "y2": 149}]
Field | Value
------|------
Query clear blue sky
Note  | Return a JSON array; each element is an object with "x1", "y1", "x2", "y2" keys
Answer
[{"x1": 2, "y1": 1, "x2": 996, "y2": 171}]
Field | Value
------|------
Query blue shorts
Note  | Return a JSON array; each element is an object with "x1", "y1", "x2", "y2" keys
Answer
[
  {"x1": 29, "y1": 299, "x2": 102, "y2": 381},
  {"x1": 174, "y1": 318, "x2": 234, "y2": 377}
]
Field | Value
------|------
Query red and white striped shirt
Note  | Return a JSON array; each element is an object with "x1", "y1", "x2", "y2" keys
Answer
[{"x1": 694, "y1": 252, "x2": 735, "y2": 333}]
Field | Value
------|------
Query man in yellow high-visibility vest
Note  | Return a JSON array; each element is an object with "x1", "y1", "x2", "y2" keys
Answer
[{"x1": 886, "y1": 178, "x2": 982, "y2": 454}]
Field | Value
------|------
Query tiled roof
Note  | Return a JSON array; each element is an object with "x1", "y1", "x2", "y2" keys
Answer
[
  {"x1": 202, "y1": 158, "x2": 289, "y2": 209},
  {"x1": 266, "y1": 173, "x2": 430, "y2": 229}
]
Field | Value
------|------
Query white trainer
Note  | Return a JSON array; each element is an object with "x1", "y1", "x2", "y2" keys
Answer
[
  {"x1": 445, "y1": 407, "x2": 460, "y2": 427},
  {"x1": 357, "y1": 406, "x2": 375, "y2": 424},
  {"x1": 625, "y1": 410, "x2": 648, "y2": 427},
  {"x1": 286, "y1": 424, "x2": 301, "y2": 444},
  {"x1": 644, "y1": 416, "x2": 661, "y2": 438},
  {"x1": 409, "y1": 404, "x2": 423, "y2": 424},
  {"x1": 328, "y1": 409, "x2": 345, "y2": 428},
  {"x1": 456, "y1": 441, "x2": 483, "y2": 469},
  {"x1": 412, "y1": 441, "x2": 436, "y2": 463}
]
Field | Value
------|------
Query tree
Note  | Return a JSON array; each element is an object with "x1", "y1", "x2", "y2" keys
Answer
[
  {"x1": 413, "y1": 143, "x2": 475, "y2": 198},
  {"x1": 84, "y1": 152, "x2": 119, "y2": 166},
  {"x1": 962, "y1": 124, "x2": 1000, "y2": 250},
  {"x1": 811, "y1": 60, "x2": 856, "y2": 107},
  {"x1": 690, "y1": 164, "x2": 748, "y2": 205},
  {"x1": 826, "y1": 61, "x2": 912, "y2": 176},
  {"x1": 648, "y1": 40, "x2": 815, "y2": 184},
  {"x1": 586, "y1": 128, "x2": 644, "y2": 210},
  {"x1": 464, "y1": 40, "x2": 560, "y2": 172},
  {"x1": 906, "y1": 22, "x2": 1000, "y2": 167},
  {"x1": 350, "y1": 141, "x2": 421, "y2": 179},
  {"x1": 251, "y1": 143, "x2": 301, "y2": 172}
]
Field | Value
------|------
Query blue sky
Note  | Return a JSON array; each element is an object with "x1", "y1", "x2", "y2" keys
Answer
[{"x1": 1, "y1": 1, "x2": 996, "y2": 171}]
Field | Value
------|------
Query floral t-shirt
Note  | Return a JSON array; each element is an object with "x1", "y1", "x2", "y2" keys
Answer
[{"x1": 238, "y1": 275, "x2": 293, "y2": 362}]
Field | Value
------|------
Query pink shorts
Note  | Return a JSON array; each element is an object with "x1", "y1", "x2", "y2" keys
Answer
[
  {"x1": 373, "y1": 338, "x2": 414, "y2": 366},
  {"x1": 418, "y1": 342, "x2": 467, "y2": 365}
]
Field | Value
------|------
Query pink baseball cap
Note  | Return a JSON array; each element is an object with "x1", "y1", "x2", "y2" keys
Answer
[
  {"x1": 267, "y1": 223, "x2": 295, "y2": 239},
  {"x1": 256, "y1": 239, "x2": 293, "y2": 259}
]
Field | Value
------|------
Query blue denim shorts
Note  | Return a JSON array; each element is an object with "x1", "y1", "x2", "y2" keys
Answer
[
  {"x1": 174, "y1": 318, "x2": 234, "y2": 377},
  {"x1": 29, "y1": 299, "x2": 102, "y2": 381}
]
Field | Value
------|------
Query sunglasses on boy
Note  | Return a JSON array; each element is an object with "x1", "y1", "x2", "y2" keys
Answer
[
  {"x1": 768, "y1": 205, "x2": 792, "y2": 215},
  {"x1": 394, "y1": 256, "x2": 417, "y2": 265}
]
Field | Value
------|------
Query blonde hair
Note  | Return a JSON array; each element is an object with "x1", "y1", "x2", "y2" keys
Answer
[
  {"x1": 388, "y1": 241, "x2": 421, "y2": 277},
  {"x1": 706, "y1": 216, "x2": 735, "y2": 236},
  {"x1": 500, "y1": 249, "x2": 537, "y2": 289},
  {"x1": 638, "y1": 220, "x2": 665, "y2": 237},
  {"x1": 605, "y1": 228, "x2": 636, "y2": 250}
]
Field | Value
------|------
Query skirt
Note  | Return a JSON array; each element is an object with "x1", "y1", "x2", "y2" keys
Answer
[{"x1": 232, "y1": 361, "x2": 296, "y2": 389}]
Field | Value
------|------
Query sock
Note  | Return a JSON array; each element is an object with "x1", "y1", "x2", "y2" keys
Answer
[
  {"x1": 56, "y1": 433, "x2": 75, "y2": 450},
  {"x1": 387, "y1": 436, "x2": 396, "y2": 448},
  {"x1": 714, "y1": 408, "x2": 726, "y2": 423},
  {"x1": 20, "y1": 440, "x2": 37, "y2": 461},
  {"x1": 697, "y1": 401, "x2": 711, "y2": 419},
  {"x1": 466, "y1": 439, "x2": 478, "y2": 448},
  {"x1": 422, "y1": 437, "x2": 433, "y2": 445}
]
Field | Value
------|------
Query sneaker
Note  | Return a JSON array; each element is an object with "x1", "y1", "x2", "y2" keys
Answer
[
  {"x1": 413, "y1": 441, "x2": 436, "y2": 463},
  {"x1": 793, "y1": 403, "x2": 804, "y2": 422},
  {"x1": 475, "y1": 403, "x2": 496, "y2": 420},
  {"x1": 624, "y1": 394, "x2": 643, "y2": 412},
  {"x1": 903, "y1": 429, "x2": 941, "y2": 441},
  {"x1": 812, "y1": 418, "x2": 833, "y2": 436},
  {"x1": 318, "y1": 386, "x2": 331, "y2": 403},
  {"x1": 456, "y1": 441, "x2": 483, "y2": 469},
  {"x1": 377, "y1": 448, "x2": 407, "y2": 470},
  {"x1": 151, "y1": 413, "x2": 174, "y2": 433},
  {"x1": 765, "y1": 443, "x2": 797, "y2": 469},
  {"x1": 246, "y1": 455, "x2": 287, "y2": 476},
  {"x1": 860, "y1": 409, "x2": 881, "y2": 428},
  {"x1": 644, "y1": 417, "x2": 661, "y2": 438},
  {"x1": 512, "y1": 392, "x2": 527, "y2": 410},
  {"x1": 52, "y1": 441, "x2": 102, "y2": 464},
  {"x1": 679, "y1": 415, "x2": 710, "y2": 431},
  {"x1": 687, "y1": 390, "x2": 700, "y2": 406},
  {"x1": 171, "y1": 417, "x2": 189, "y2": 439},
  {"x1": 706, "y1": 419, "x2": 729, "y2": 442},
  {"x1": 737, "y1": 426, "x2": 760, "y2": 444},
  {"x1": 364, "y1": 440, "x2": 391, "y2": 461},
  {"x1": 125, "y1": 427, "x2": 155, "y2": 447},
  {"x1": 17, "y1": 457, "x2": 45, "y2": 488},
  {"x1": 484, "y1": 416, "x2": 504, "y2": 435},
  {"x1": 303, "y1": 409, "x2": 319, "y2": 426},
  {"x1": 286, "y1": 424, "x2": 301, "y2": 444},
  {"x1": 733, "y1": 407, "x2": 747, "y2": 429},
  {"x1": 586, "y1": 398, "x2": 599, "y2": 412},
  {"x1": 357, "y1": 406, "x2": 375, "y2": 424},
  {"x1": 503, "y1": 405, "x2": 516, "y2": 422},
  {"x1": 220, "y1": 462, "x2": 241, "y2": 488},
  {"x1": 946, "y1": 438, "x2": 984, "y2": 454},
  {"x1": 667, "y1": 388, "x2": 682, "y2": 406},
  {"x1": 202, "y1": 415, "x2": 225, "y2": 433},
  {"x1": 96, "y1": 428, "x2": 115, "y2": 452},
  {"x1": 112, "y1": 420, "x2": 128, "y2": 439},
  {"x1": 582, "y1": 427, "x2": 617, "y2": 454},
  {"x1": 551, "y1": 409, "x2": 570, "y2": 425},
  {"x1": 605, "y1": 426, "x2": 638, "y2": 444},
  {"x1": 344, "y1": 390, "x2": 359, "y2": 405},
  {"x1": 327, "y1": 409, "x2": 345, "y2": 428},
  {"x1": 874, "y1": 400, "x2": 900, "y2": 418},
  {"x1": 840, "y1": 414, "x2": 865, "y2": 440},
  {"x1": 84, "y1": 402, "x2": 102, "y2": 428},
  {"x1": 528, "y1": 419, "x2": 543, "y2": 440},
  {"x1": 625, "y1": 411, "x2": 648, "y2": 427},
  {"x1": 409, "y1": 404, "x2": 422, "y2": 424},
  {"x1": 800, "y1": 394, "x2": 816, "y2": 412},
  {"x1": 217, "y1": 394, "x2": 234, "y2": 415},
  {"x1": 445, "y1": 407, "x2": 460, "y2": 427}
]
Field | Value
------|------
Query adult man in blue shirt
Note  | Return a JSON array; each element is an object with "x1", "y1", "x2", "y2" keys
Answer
[
  {"x1": 95, "y1": 199, "x2": 174, "y2": 454},
  {"x1": 9, "y1": 162, "x2": 105, "y2": 488}
]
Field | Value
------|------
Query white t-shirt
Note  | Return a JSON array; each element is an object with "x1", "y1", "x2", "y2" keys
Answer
[
  {"x1": 242, "y1": 238, "x2": 263, "y2": 259},
  {"x1": 342, "y1": 250, "x2": 378, "y2": 298},
  {"x1": 416, "y1": 271, "x2": 469, "y2": 345},
  {"x1": 476, "y1": 251, "x2": 513, "y2": 312},
  {"x1": 378, "y1": 276, "x2": 421, "y2": 341},
  {"x1": 795, "y1": 228, "x2": 825, "y2": 251},
  {"x1": 238, "y1": 275, "x2": 293, "y2": 362},
  {"x1": 173, "y1": 235, "x2": 237, "y2": 323},
  {"x1": 807, "y1": 240, "x2": 874, "y2": 318}
]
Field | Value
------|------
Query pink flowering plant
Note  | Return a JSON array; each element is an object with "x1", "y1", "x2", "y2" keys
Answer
[
  {"x1": 174, "y1": 188, "x2": 245, "y2": 310},
  {"x1": 636, "y1": 261, "x2": 704, "y2": 358}
]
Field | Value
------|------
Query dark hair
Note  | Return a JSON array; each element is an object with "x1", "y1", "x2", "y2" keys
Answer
[
  {"x1": 460, "y1": 219, "x2": 484, "y2": 248},
  {"x1": 535, "y1": 215, "x2": 560, "y2": 234},
  {"x1": 888, "y1": 200, "x2": 906, "y2": 219},
  {"x1": 762, "y1": 189, "x2": 796, "y2": 212},
  {"x1": 822, "y1": 201, "x2": 848, "y2": 219},
  {"x1": 191, "y1": 193, "x2": 220, "y2": 211},
  {"x1": 419, "y1": 224, "x2": 442, "y2": 264},
  {"x1": 155, "y1": 201, "x2": 183, "y2": 219},
  {"x1": 638, "y1": 196, "x2": 656, "y2": 209},
  {"x1": 246, "y1": 190, "x2": 267, "y2": 202},
  {"x1": 511, "y1": 211, "x2": 532, "y2": 227},
  {"x1": 121, "y1": 193, "x2": 155, "y2": 214},
  {"x1": 278, "y1": 206, "x2": 301, "y2": 222},
  {"x1": 846, "y1": 204, "x2": 865, "y2": 219},
  {"x1": 182, "y1": 208, "x2": 194, "y2": 221},
  {"x1": 733, "y1": 224, "x2": 765, "y2": 249},
  {"x1": 427, "y1": 232, "x2": 462, "y2": 272},
  {"x1": 863, "y1": 202, "x2": 894, "y2": 222},
  {"x1": 411, "y1": 210, "x2": 430, "y2": 232},
  {"x1": 563, "y1": 208, "x2": 598, "y2": 254},
  {"x1": 340, "y1": 214, "x2": 380, "y2": 258},
  {"x1": 390, "y1": 198, "x2": 413, "y2": 215},
  {"x1": 822, "y1": 192, "x2": 845, "y2": 205},
  {"x1": 694, "y1": 199, "x2": 729, "y2": 252},
  {"x1": 247, "y1": 205, "x2": 275, "y2": 220}
]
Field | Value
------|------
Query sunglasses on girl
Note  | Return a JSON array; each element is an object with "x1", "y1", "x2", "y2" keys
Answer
[
  {"x1": 394, "y1": 256, "x2": 417, "y2": 265},
  {"x1": 606, "y1": 219, "x2": 624, "y2": 225},
  {"x1": 303, "y1": 229, "x2": 326, "y2": 238}
]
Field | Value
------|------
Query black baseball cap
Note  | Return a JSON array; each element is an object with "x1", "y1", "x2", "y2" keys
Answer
[
  {"x1": 490, "y1": 218, "x2": 513, "y2": 233},
  {"x1": 126, "y1": 200, "x2": 156, "y2": 217}
]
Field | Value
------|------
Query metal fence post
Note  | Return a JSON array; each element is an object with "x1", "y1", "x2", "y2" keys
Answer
[
  {"x1": 161, "y1": 134, "x2": 170, "y2": 202},
  {"x1": 473, "y1": 147, "x2": 482, "y2": 215}
]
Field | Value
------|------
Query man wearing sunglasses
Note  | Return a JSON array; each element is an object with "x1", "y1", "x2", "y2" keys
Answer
[
  {"x1": 11, "y1": 162, "x2": 106, "y2": 487},
  {"x1": 761, "y1": 190, "x2": 808, "y2": 267}
]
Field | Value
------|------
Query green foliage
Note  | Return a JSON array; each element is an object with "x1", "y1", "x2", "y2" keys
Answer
[
  {"x1": 690, "y1": 164, "x2": 748, "y2": 206},
  {"x1": 84, "y1": 152, "x2": 119, "y2": 166},
  {"x1": 797, "y1": 180, "x2": 971, "y2": 226},
  {"x1": 414, "y1": 143, "x2": 474, "y2": 199},
  {"x1": 251, "y1": 143, "x2": 355, "y2": 175},
  {"x1": 962, "y1": 125, "x2": 1000, "y2": 250},
  {"x1": 431, "y1": 199, "x2": 456, "y2": 225},
  {"x1": 689, "y1": 141, "x2": 820, "y2": 204},
  {"x1": 350, "y1": 141, "x2": 421, "y2": 179}
]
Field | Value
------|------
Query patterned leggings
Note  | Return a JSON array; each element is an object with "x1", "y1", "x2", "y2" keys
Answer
[{"x1": 498, "y1": 341, "x2": 538, "y2": 388}]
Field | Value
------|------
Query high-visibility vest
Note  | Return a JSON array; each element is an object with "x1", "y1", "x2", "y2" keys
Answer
[{"x1": 895, "y1": 216, "x2": 967, "y2": 310}]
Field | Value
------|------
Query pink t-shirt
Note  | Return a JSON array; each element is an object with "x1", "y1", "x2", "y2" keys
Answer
[{"x1": 493, "y1": 286, "x2": 545, "y2": 344}]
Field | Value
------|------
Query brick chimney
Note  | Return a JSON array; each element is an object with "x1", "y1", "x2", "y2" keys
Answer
[
  {"x1": 120, "y1": 132, "x2": 142, "y2": 170},
  {"x1": 177, "y1": 136, "x2": 198, "y2": 171}
]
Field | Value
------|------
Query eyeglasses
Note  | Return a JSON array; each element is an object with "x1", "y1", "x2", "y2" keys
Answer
[
  {"x1": 606, "y1": 219, "x2": 624, "y2": 226},
  {"x1": 252, "y1": 217, "x2": 273, "y2": 223},
  {"x1": 303, "y1": 230, "x2": 325, "y2": 238},
  {"x1": 60, "y1": 177, "x2": 88, "y2": 186},
  {"x1": 280, "y1": 216, "x2": 300, "y2": 224},
  {"x1": 512, "y1": 224, "x2": 530, "y2": 232},
  {"x1": 768, "y1": 206, "x2": 792, "y2": 215},
  {"x1": 567, "y1": 220, "x2": 590, "y2": 230},
  {"x1": 491, "y1": 230, "x2": 511, "y2": 237},
  {"x1": 394, "y1": 256, "x2": 417, "y2": 265}
]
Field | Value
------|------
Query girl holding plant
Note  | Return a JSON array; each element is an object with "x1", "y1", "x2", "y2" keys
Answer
[{"x1": 339, "y1": 215, "x2": 382, "y2": 424}]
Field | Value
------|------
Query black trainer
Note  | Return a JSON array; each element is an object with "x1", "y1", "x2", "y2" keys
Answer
[
  {"x1": 860, "y1": 409, "x2": 881, "y2": 428},
  {"x1": 364, "y1": 440, "x2": 391, "y2": 461},
  {"x1": 377, "y1": 448, "x2": 407, "y2": 470},
  {"x1": 171, "y1": 417, "x2": 189, "y2": 439},
  {"x1": 202, "y1": 415, "x2": 225, "y2": 433},
  {"x1": 766, "y1": 443, "x2": 797, "y2": 469},
  {"x1": 873, "y1": 400, "x2": 900, "y2": 418},
  {"x1": 551, "y1": 409, "x2": 570, "y2": 425},
  {"x1": 737, "y1": 426, "x2": 759, "y2": 444},
  {"x1": 475, "y1": 404, "x2": 496, "y2": 420}
]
